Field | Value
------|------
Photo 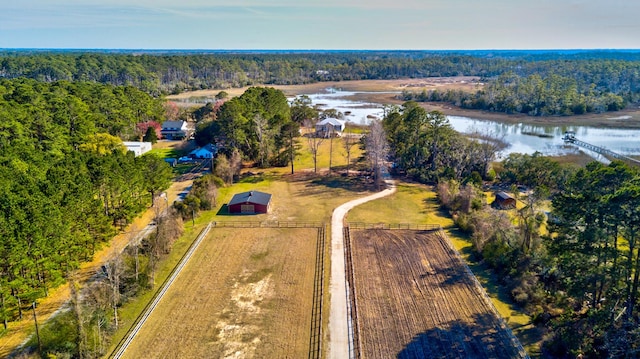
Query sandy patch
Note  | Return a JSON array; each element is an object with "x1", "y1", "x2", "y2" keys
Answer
[{"x1": 215, "y1": 274, "x2": 273, "y2": 359}]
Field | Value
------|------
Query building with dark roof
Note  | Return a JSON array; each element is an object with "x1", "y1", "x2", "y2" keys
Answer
[
  {"x1": 492, "y1": 191, "x2": 516, "y2": 210},
  {"x1": 228, "y1": 190, "x2": 272, "y2": 214}
]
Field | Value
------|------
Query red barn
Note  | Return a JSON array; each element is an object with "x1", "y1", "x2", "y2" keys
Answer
[{"x1": 228, "y1": 191, "x2": 272, "y2": 214}]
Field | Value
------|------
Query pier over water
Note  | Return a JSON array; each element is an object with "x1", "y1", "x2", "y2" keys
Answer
[{"x1": 562, "y1": 131, "x2": 640, "y2": 165}]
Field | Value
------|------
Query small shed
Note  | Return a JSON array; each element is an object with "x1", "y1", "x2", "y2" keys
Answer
[
  {"x1": 123, "y1": 141, "x2": 152, "y2": 157},
  {"x1": 228, "y1": 191, "x2": 272, "y2": 214},
  {"x1": 492, "y1": 191, "x2": 516, "y2": 210}
]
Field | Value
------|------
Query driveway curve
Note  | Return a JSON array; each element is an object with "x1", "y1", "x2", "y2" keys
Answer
[{"x1": 329, "y1": 180, "x2": 396, "y2": 359}]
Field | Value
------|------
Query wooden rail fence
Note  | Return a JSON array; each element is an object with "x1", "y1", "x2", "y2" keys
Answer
[
  {"x1": 347, "y1": 222, "x2": 442, "y2": 231},
  {"x1": 212, "y1": 221, "x2": 324, "y2": 228},
  {"x1": 343, "y1": 225, "x2": 361, "y2": 359},
  {"x1": 308, "y1": 225, "x2": 326, "y2": 359}
]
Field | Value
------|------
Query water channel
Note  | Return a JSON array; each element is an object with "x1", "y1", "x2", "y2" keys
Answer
[{"x1": 303, "y1": 89, "x2": 640, "y2": 160}]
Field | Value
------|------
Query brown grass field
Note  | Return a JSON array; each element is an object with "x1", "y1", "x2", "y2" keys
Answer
[
  {"x1": 350, "y1": 229, "x2": 526, "y2": 358},
  {"x1": 121, "y1": 227, "x2": 318, "y2": 358}
]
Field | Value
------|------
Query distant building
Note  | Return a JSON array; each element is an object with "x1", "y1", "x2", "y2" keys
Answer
[
  {"x1": 228, "y1": 191, "x2": 272, "y2": 214},
  {"x1": 315, "y1": 118, "x2": 346, "y2": 138},
  {"x1": 492, "y1": 191, "x2": 516, "y2": 210},
  {"x1": 161, "y1": 120, "x2": 191, "y2": 140},
  {"x1": 123, "y1": 141, "x2": 152, "y2": 157}
]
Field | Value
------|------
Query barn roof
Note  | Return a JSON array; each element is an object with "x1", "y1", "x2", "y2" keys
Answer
[
  {"x1": 228, "y1": 190, "x2": 272, "y2": 206},
  {"x1": 495, "y1": 191, "x2": 514, "y2": 201}
]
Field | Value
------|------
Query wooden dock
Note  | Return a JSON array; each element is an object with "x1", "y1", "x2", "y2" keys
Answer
[{"x1": 563, "y1": 132, "x2": 640, "y2": 165}]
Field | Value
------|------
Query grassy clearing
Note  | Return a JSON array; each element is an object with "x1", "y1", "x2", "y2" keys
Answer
[
  {"x1": 264, "y1": 136, "x2": 366, "y2": 176},
  {"x1": 347, "y1": 182, "x2": 454, "y2": 227},
  {"x1": 121, "y1": 228, "x2": 317, "y2": 358}
]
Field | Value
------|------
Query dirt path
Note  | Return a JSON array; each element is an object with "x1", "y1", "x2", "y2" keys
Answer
[
  {"x1": 0, "y1": 179, "x2": 193, "y2": 358},
  {"x1": 329, "y1": 180, "x2": 396, "y2": 359}
]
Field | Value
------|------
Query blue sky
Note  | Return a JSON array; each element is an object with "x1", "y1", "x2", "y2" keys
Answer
[{"x1": 1, "y1": 0, "x2": 639, "y2": 49}]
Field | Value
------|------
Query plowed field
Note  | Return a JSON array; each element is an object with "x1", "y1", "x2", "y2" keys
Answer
[
  {"x1": 350, "y1": 229, "x2": 526, "y2": 359},
  {"x1": 121, "y1": 227, "x2": 318, "y2": 358}
]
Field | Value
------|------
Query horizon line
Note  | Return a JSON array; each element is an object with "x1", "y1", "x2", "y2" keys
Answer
[{"x1": 2, "y1": 48, "x2": 640, "y2": 52}]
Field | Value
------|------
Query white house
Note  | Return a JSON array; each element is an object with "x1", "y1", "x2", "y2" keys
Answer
[
  {"x1": 315, "y1": 118, "x2": 346, "y2": 138},
  {"x1": 161, "y1": 120, "x2": 191, "y2": 140},
  {"x1": 189, "y1": 144, "x2": 218, "y2": 159},
  {"x1": 123, "y1": 141, "x2": 152, "y2": 157}
]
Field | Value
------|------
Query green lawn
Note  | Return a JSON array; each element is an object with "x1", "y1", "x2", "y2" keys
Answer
[{"x1": 347, "y1": 182, "x2": 453, "y2": 227}]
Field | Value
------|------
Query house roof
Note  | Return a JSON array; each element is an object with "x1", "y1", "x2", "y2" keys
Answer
[
  {"x1": 316, "y1": 118, "x2": 346, "y2": 127},
  {"x1": 189, "y1": 143, "x2": 217, "y2": 155},
  {"x1": 161, "y1": 120, "x2": 186, "y2": 130},
  {"x1": 228, "y1": 191, "x2": 272, "y2": 207},
  {"x1": 495, "y1": 192, "x2": 514, "y2": 201}
]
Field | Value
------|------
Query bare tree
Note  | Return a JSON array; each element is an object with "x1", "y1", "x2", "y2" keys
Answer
[
  {"x1": 148, "y1": 211, "x2": 184, "y2": 286},
  {"x1": 215, "y1": 154, "x2": 233, "y2": 185},
  {"x1": 468, "y1": 129, "x2": 506, "y2": 176},
  {"x1": 365, "y1": 120, "x2": 390, "y2": 189},
  {"x1": 308, "y1": 134, "x2": 325, "y2": 174},
  {"x1": 328, "y1": 124, "x2": 335, "y2": 174},
  {"x1": 83, "y1": 280, "x2": 111, "y2": 356},
  {"x1": 103, "y1": 252, "x2": 124, "y2": 328},
  {"x1": 253, "y1": 114, "x2": 273, "y2": 167},
  {"x1": 69, "y1": 275, "x2": 87, "y2": 359},
  {"x1": 342, "y1": 130, "x2": 361, "y2": 176},
  {"x1": 230, "y1": 148, "x2": 242, "y2": 183},
  {"x1": 125, "y1": 224, "x2": 141, "y2": 283}
]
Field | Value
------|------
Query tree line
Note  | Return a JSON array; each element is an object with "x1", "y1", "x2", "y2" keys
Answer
[
  {"x1": 0, "y1": 78, "x2": 173, "y2": 334},
  {"x1": 2, "y1": 51, "x2": 640, "y2": 107},
  {"x1": 401, "y1": 71, "x2": 630, "y2": 116}
]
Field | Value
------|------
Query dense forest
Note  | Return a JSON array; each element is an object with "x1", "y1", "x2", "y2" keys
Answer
[
  {"x1": 401, "y1": 71, "x2": 632, "y2": 116},
  {"x1": 0, "y1": 78, "x2": 173, "y2": 331},
  {"x1": 2, "y1": 51, "x2": 640, "y2": 118}
]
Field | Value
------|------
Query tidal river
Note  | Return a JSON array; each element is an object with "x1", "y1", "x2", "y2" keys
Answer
[{"x1": 303, "y1": 90, "x2": 640, "y2": 161}]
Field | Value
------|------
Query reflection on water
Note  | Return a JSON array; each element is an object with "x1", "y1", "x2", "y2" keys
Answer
[
  {"x1": 299, "y1": 89, "x2": 640, "y2": 159},
  {"x1": 448, "y1": 116, "x2": 640, "y2": 158},
  {"x1": 301, "y1": 91, "x2": 386, "y2": 124}
]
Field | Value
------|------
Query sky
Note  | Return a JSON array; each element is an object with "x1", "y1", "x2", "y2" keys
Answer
[{"x1": 1, "y1": 0, "x2": 639, "y2": 50}]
